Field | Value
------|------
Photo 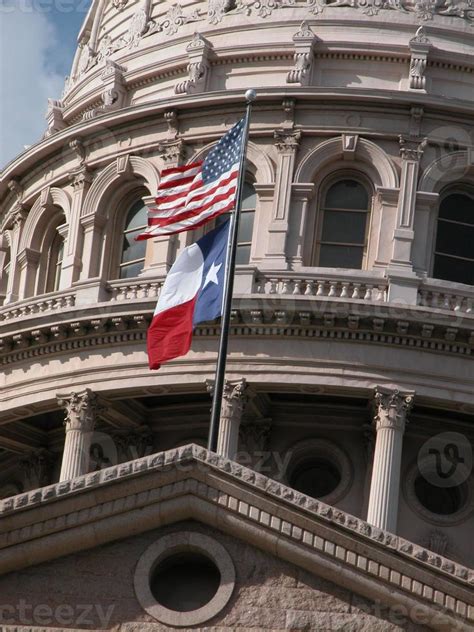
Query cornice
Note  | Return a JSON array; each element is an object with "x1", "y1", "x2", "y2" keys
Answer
[
  {"x1": 0, "y1": 444, "x2": 472, "y2": 629},
  {"x1": 0, "y1": 296, "x2": 473, "y2": 368}
]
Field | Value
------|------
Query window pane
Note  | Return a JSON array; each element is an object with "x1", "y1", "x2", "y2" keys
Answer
[
  {"x1": 319, "y1": 244, "x2": 364, "y2": 269},
  {"x1": 236, "y1": 244, "x2": 251, "y2": 265},
  {"x1": 125, "y1": 200, "x2": 148, "y2": 231},
  {"x1": 436, "y1": 220, "x2": 474, "y2": 260},
  {"x1": 120, "y1": 260, "x2": 145, "y2": 279},
  {"x1": 121, "y1": 229, "x2": 146, "y2": 264},
  {"x1": 433, "y1": 254, "x2": 474, "y2": 286},
  {"x1": 238, "y1": 210, "x2": 254, "y2": 243},
  {"x1": 321, "y1": 210, "x2": 367, "y2": 244},
  {"x1": 439, "y1": 193, "x2": 474, "y2": 225},
  {"x1": 242, "y1": 183, "x2": 257, "y2": 210},
  {"x1": 325, "y1": 180, "x2": 368, "y2": 210}
]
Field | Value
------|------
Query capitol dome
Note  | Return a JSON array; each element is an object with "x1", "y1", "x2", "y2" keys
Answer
[{"x1": 0, "y1": 0, "x2": 473, "y2": 629}]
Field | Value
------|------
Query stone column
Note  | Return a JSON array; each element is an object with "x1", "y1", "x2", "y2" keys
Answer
[
  {"x1": 207, "y1": 379, "x2": 248, "y2": 459},
  {"x1": 58, "y1": 389, "x2": 102, "y2": 481},
  {"x1": 367, "y1": 386, "x2": 414, "y2": 533}
]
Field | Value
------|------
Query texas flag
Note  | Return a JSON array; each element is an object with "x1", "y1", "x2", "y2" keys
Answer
[{"x1": 147, "y1": 220, "x2": 230, "y2": 369}]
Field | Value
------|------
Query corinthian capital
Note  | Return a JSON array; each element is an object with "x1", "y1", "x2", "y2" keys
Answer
[
  {"x1": 274, "y1": 129, "x2": 301, "y2": 153},
  {"x1": 57, "y1": 388, "x2": 102, "y2": 432},
  {"x1": 373, "y1": 386, "x2": 415, "y2": 431},
  {"x1": 221, "y1": 379, "x2": 249, "y2": 423}
]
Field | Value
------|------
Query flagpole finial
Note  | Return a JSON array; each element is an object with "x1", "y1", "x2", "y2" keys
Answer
[{"x1": 245, "y1": 89, "x2": 257, "y2": 103}]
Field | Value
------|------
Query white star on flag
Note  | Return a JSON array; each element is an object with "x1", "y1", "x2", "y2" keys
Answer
[{"x1": 203, "y1": 261, "x2": 222, "y2": 289}]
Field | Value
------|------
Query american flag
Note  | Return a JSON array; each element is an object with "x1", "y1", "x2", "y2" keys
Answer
[{"x1": 137, "y1": 118, "x2": 245, "y2": 239}]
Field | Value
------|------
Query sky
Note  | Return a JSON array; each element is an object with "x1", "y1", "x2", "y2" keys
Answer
[{"x1": 0, "y1": 0, "x2": 90, "y2": 169}]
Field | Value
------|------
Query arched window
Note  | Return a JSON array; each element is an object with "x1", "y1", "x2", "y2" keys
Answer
[
  {"x1": 433, "y1": 189, "x2": 474, "y2": 286},
  {"x1": 45, "y1": 231, "x2": 64, "y2": 293},
  {"x1": 215, "y1": 181, "x2": 256, "y2": 264},
  {"x1": 315, "y1": 178, "x2": 371, "y2": 269},
  {"x1": 119, "y1": 200, "x2": 147, "y2": 279}
]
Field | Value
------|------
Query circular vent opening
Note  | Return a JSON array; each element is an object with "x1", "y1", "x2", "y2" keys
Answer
[
  {"x1": 414, "y1": 475, "x2": 466, "y2": 516},
  {"x1": 290, "y1": 458, "x2": 342, "y2": 499},
  {"x1": 150, "y1": 551, "x2": 221, "y2": 612}
]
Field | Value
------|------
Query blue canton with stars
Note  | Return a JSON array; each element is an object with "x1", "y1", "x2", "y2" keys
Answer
[{"x1": 202, "y1": 118, "x2": 245, "y2": 185}]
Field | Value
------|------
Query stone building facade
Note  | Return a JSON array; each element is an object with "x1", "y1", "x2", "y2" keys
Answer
[{"x1": 0, "y1": 0, "x2": 473, "y2": 629}]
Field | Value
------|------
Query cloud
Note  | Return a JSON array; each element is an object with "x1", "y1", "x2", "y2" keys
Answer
[{"x1": 0, "y1": 2, "x2": 66, "y2": 169}]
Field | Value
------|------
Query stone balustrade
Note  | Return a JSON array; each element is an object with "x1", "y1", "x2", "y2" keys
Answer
[
  {"x1": 255, "y1": 273, "x2": 388, "y2": 303},
  {"x1": 107, "y1": 278, "x2": 163, "y2": 302},
  {"x1": 419, "y1": 284, "x2": 474, "y2": 315},
  {"x1": 0, "y1": 291, "x2": 76, "y2": 322}
]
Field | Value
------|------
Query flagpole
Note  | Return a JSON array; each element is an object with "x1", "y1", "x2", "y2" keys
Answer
[{"x1": 207, "y1": 89, "x2": 256, "y2": 452}]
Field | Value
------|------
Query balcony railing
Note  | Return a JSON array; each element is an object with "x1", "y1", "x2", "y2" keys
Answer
[
  {"x1": 255, "y1": 272, "x2": 388, "y2": 303},
  {"x1": 418, "y1": 282, "x2": 474, "y2": 315},
  {"x1": 2, "y1": 272, "x2": 474, "y2": 325},
  {"x1": 0, "y1": 291, "x2": 76, "y2": 322}
]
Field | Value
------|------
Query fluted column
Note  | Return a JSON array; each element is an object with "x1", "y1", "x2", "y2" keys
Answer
[
  {"x1": 206, "y1": 379, "x2": 248, "y2": 459},
  {"x1": 58, "y1": 389, "x2": 102, "y2": 481},
  {"x1": 367, "y1": 386, "x2": 414, "y2": 533}
]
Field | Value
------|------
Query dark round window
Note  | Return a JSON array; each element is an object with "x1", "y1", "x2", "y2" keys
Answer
[
  {"x1": 150, "y1": 552, "x2": 221, "y2": 612},
  {"x1": 414, "y1": 475, "x2": 466, "y2": 515},
  {"x1": 290, "y1": 458, "x2": 341, "y2": 499}
]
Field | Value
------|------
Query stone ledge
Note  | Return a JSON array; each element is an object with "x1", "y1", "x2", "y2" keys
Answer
[{"x1": 0, "y1": 444, "x2": 472, "y2": 630}]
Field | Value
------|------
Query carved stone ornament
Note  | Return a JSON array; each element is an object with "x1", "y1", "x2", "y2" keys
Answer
[
  {"x1": 112, "y1": 0, "x2": 129, "y2": 9},
  {"x1": 287, "y1": 21, "x2": 317, "y2": 86},
  {"x1": 209, "y1": 0, "x2": 234, "y2": 24},
  {"x1": 159, "y1": 139, "x2": 187, "y2": 164},
  {"x1": 409, "y1": 26, "x2": 431, "y2": 90},
  {"x1": 7, "y1": 179, "x2": 23, "y2": 203},
  {"x1": 221, "y1": 379, "x2": 249, "y2": 422},
  {"x1": 373, "y1": 386, "x2": 415, "y2": 431},
  {"x1": 274, "y1": 128, "x2": 302, "y2": 152},
  {"x1": 399, "y1": 135, "x2": 428, "y2": 161},
  {"x1": 299, "y1": 0, "x2": 474, "y2": 23},
  {"x1": 57, "y1": 388, "x2": 103, "y2": 432},
  {"x1": 175, "y1": 33, "x2": 211, "y2": 95}
]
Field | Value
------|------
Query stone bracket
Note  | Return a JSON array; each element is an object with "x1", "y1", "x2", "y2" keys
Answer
[
  {"x1": 175, "y1": 33, "x2": 213, "y2": 95},
  {"x1": 287, "y1": 21, "x2": 318, "y2": 86}
]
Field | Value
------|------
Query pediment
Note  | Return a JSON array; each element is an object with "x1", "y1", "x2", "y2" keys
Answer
[{"x1": 0, "y1": 444, "x2": 472, "y2": 630}]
